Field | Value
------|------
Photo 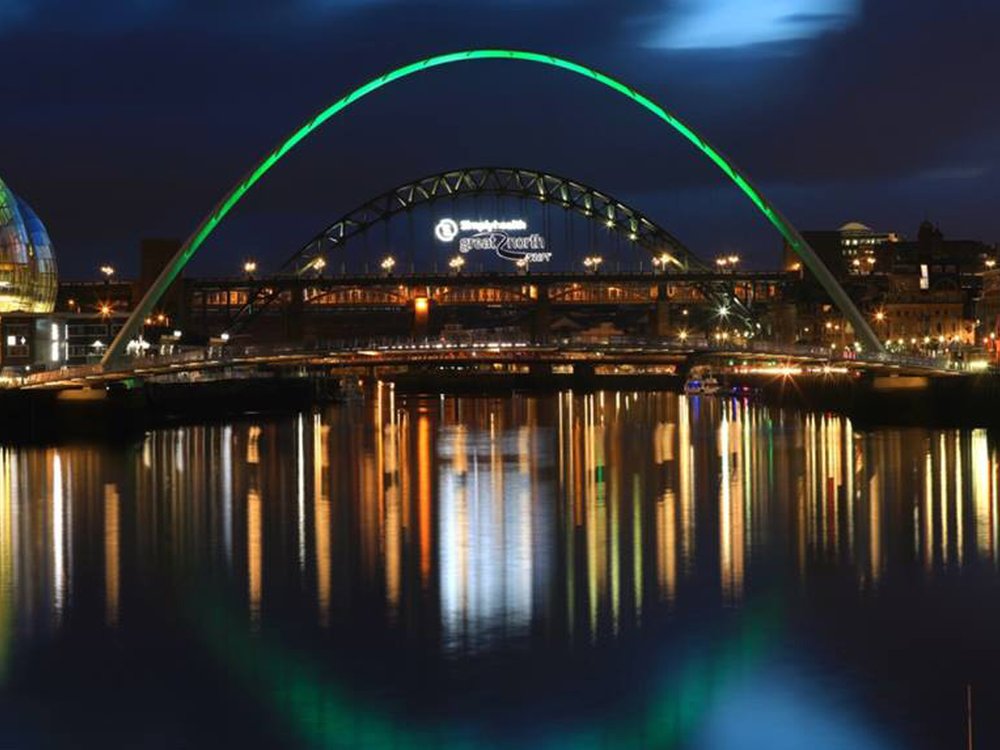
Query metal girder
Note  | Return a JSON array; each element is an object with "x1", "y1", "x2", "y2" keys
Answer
[
  {"x1": 283, "y1": 167, "x2": 702, "y2": 275},
  {"x1": 223, "y1": 166, "x2": 757, "y2": 334}
]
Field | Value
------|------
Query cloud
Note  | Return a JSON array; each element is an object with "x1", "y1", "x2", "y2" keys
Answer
[
  {"x1": 0, "y1": 0, "x2": 33, "y2": 31},
  {"x1": 646, "y1": 0, "x2": 861, "y2": 51},
  {"x1": 916, "y1": 165, "x2": 989, "y2": 182}
]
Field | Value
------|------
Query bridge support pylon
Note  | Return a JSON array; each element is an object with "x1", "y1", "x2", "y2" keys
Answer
[
  {"x1": 285, "y1": 287, "x2": 304, "y2": 342},
  {"x1": 531, "y1": 284, "x2": 551, "y2": 345},
  {"x1": 771, "y1": 302, "x2": 799, "y2": 345},
  {"x1": 411, "y1": 295, "x2": 430, "y2": 339},
  {"x1": 652, "y1": 283, "x2": 671, "y2": 338}
]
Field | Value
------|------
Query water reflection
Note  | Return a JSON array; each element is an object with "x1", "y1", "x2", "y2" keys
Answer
[
  {"x1": 0, "y1": 394, "x2": 999, "y2": 647},
  {"x1": 1, "y1": 391, "x2": 1000, "y2": 745}
]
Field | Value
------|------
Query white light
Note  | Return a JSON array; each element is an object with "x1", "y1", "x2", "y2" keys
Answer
[
  {"x1": 434, "y1": 218, "x2": 459, "y2": 242},
  {"x1": 456, "y1": 218, "x2": 527, "y2": 233},
  {"x1": 173, "y1": 330, "x2": 182, "y2": 338},
  {"x1": 220, "y1": 332, "x2": 230, "y2": 342}
]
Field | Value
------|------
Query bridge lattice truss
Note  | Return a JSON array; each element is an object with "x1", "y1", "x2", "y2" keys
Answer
[
  {"x1": 229, "y1": 167, "x2": 752, "y2": 334},
  {"x1": 286, "y1": 166, "x2": 703, "y2": 273}
]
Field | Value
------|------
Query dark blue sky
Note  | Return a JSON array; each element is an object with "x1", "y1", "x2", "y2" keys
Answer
[{"x1": 2, "y1": 0, "x2": 997, "y2": 277}]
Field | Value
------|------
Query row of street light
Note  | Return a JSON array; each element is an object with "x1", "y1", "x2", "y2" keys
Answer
[{"x1": 96, "y1": 252, "x2": 736, "y2": 281}]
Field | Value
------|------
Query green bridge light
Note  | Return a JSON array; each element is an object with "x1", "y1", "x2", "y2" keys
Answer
[{"x1": 103, "y1": 49, "x2": 882, "y2": 365}]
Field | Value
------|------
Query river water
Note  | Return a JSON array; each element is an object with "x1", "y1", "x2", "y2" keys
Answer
[{"x1": 0, "y1": 388, "x2": 998, "y2": 748}]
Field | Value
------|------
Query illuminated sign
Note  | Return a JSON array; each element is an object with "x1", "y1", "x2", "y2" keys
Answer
[
  {"x1": 434, "y1": 218, "x2": 459, "y2": 242},
  {"x1": 434, "y1": 217, "x2": 551, "y2": 263}
]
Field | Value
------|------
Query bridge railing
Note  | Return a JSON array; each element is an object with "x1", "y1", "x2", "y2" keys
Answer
[{"x1": 15, "y1": 333, "x2": 961, "y2": 388}]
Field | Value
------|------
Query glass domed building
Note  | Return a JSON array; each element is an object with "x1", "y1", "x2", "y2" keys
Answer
[{"x1": 0, "y1": 176, "x2": 57, "y2": 313}]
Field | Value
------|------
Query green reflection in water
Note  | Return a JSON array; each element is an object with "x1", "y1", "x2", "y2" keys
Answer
[{"x1": 194, "y1": 591, "x2": 780, "y2": 748}]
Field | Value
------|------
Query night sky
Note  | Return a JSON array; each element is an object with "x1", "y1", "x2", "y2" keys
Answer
[{"x1": 2, "y1": 0, "x2": 997, "y2": 278}]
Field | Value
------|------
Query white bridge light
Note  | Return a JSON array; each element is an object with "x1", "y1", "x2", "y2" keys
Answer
[
  {"x1": 435, "y1": 216, "x2": 549, "y2": 264},
  {"x1": 434, "y1": 218, "x2": 459, "y2": 242}
]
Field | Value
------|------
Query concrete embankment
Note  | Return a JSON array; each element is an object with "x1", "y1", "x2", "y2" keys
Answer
[
  {"x1": 738, "y1": 373, "x2": 1000, "y2": 428},
  {"x1": 389, "y1": 371, "x2": 1000, "y2": 427},
  {"x1": 3, "y1": 370, "x2": 999, "y2": 443},
  {"x1": 0, "y1": 377, "x2": 339, "y2": 442}
]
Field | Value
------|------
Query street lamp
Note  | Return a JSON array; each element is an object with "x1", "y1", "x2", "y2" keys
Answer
[
  {"x1": 99, "y1": 264, "x2": 115, "y2": 280},
  {"x1": 99, "y1": 302, "x2": 112, "y2": 345},
  {"x1": 243, "y1": 259, "x2": 257, "y2": 278},
  {"x1": 380, "y1": 256, "x2": 396, "y2": 275},
  {"x1": 716, "y1": 255, "x2": 740, "y2": 272},
  {"x1": 583, "y1": 255, "x2": 603, "y2": 273},
  {"x1": 652, "y1": 253, "x2": 673, "y2": 273},
  {"x1": 448, "y1": 255, "x2": 465, "y2": 273},
  {"x1": 312, "y1": 256, "x2": 327, "y2": 275}
]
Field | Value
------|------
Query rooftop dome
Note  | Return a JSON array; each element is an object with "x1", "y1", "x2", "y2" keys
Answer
[
  {"x1": 839, "y1": 221, "x2": 872, "y2": 233},
  {"x1": 0, "y1": 176, "x2": 57, "y2": 313}
]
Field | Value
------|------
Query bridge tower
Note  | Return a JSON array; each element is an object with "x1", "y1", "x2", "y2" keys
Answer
[
  {"x1": 411, "y1": 295, "x2": 430, "y2": 338},
  {"x1": 285, "y1": 287, "x2": 304, "y2": 342},
  {"x1": 652, "y1": 283, "x2": 671, "y2": 338},
  {"x1": 531, "y1": 284, "x2": 551, "y2": 344}
]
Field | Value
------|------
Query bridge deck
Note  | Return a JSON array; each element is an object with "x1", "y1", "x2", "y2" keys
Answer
[{"x1": 17, "y1": 338, "x2": 956, "y2": 391}]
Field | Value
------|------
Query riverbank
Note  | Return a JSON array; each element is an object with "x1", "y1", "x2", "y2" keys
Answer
[
  {"x1": 2, "y1": 369, "x2": 999, "y2": 443},
  {"x1": 0, "y1": 377, "x2": 339, "y2": 443}
]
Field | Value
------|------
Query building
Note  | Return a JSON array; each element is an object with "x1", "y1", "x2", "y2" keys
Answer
[
  {"x1": 0, "y1": 175, "x2": 65, "y2": 369},
  {"x1": 784, "y1": 220, "x2": 991, "y2": 353},
  {"x1": 785, "y1": 222, "x2": 899, "y2": 279},
  {"x1": 0, "y1": 175, "x2": 58, "y2": 313},
  {"x1": 886, "y1": 221, "x2": 992, "y2": 295}
]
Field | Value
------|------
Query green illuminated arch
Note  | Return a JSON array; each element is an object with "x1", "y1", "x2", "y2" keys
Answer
[{"x1": 104, "y1": 49, "x2": 881, "y2": 364}]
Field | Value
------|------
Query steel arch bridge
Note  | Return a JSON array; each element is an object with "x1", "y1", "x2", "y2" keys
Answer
[
  {"x1": 103, "y1": 49, "x2": 883, "y2": 365},
  {"x1": 226, "y1": 166, "x2": 755, "y2": 335},
  {"x1": 286, "y1": 166, "x2": 699, "y2": 275}
]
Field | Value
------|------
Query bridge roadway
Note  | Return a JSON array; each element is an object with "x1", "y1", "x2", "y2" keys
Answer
[
  {"x1": 196, "y1": 270, "x2": 795, "y2": 287},
  {"x1": 19, "y1": 337, "x2": 953, "y2": 391}
]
